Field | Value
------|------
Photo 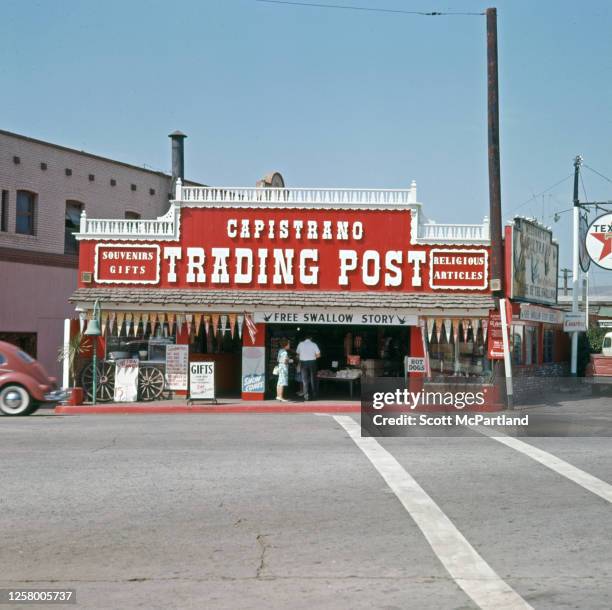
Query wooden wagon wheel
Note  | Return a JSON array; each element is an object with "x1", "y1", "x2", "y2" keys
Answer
[
  {"x1": 81, "y1": 361, "x2": 116, "y2": 403},
  {"x1": 138, "y1": 365, "x2": 165, "y2": 401}
]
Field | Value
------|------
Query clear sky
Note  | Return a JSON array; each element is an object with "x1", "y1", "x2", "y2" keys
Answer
[{"x1": 3, "y1": 0, "x2": 612, "y2": 286}]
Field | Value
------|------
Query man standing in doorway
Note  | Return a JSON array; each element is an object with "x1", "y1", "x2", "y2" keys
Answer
[{"x1": 296, "y1": 334, "x2": 320, "y2": 401}]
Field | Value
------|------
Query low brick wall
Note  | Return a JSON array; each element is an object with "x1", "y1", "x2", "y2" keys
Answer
[{"x1": 513, "y1": 363, "x2": 571, "y2": 404}]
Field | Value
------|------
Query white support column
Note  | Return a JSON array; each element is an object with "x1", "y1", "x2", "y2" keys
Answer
[
  {"x1": 62, "y1": 318, "x2": 71, "y2": 389},
  {"x1": 585, "y1": 272, "x2": 589, "y2": 326},
  {"x1": 79, "y1": 209, "x2": 87, "y2": 233},
  {"x1": 408, "y1": 180, "x2": 417, "y2": 204},
  {"x1": 175, "y1": 177, "x2": 182, "y2": 201},
  {"x1": 570, "y1": 204, "x2": 581, "y2": 375},
  {"x1": 499, "y1": 298, "x2": 513, "y2": 401}
]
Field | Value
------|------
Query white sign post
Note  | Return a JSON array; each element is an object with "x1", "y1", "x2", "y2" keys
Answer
[
  {"x1": 188, "y1": 361, "x2": 216, "y2": 404},
  {"x1": 499, "y1": 298, "x2": 514, "y2": 407}
]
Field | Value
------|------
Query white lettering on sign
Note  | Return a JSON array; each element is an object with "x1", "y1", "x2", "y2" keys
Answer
[
  {"x1": 235, "y1": 248, "x2": 253, "y2": 284},
  {"x1": 94, "y1": 244, "x2": 160, "y2": 284},
  {"x1": 164, "y1": 247, "x2": 182, "y2": 283},
  {"x1": 225, "y1": 219, "x2": 365, "y2": 242},
  {"x1": 407, "y1": 251, "x2": 426, "y2": 287},
  {"x1": 254, "y1": 311, "x2": 418, "y2": 326},
  {"x1": 211, "y1": 248, "x2": 230, "y2": 283},
  {"x1": 161, "y1": 246, "x2": 439, "y2": 289},
  {"x1": 187, "y1": 247, "x2": 206, "y2": 283},
  {"x1": 429, "y1": 249, "x2": 489, "y2": 290}
]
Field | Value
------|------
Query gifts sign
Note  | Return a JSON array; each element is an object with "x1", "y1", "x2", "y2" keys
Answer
[{"x1": 189, "y1": 361, "x2": 216, "y2": 401}]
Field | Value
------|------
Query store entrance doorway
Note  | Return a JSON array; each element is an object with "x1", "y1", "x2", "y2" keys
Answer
[{"x1": 265, "y1": 323, "x2": 410, "y2": 400}]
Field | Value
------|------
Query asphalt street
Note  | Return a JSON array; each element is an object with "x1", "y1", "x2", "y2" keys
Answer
[{"x1": 2, "y1": 398, "x2": 612, "y2": 609}]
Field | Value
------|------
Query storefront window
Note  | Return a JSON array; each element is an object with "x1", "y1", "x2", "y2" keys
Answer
[
  {"x1": 191, "y1": 323, "x2": 242, "y2": 355},
  {"x1": 105, "y1": 321, "x2": 175, "y2": 362},
  {"x1": 512, "y1": 325, "x2": 523, "y2": 365},
  {"x1": 524, "y1": 325, "x2": 538, "y2": 366},
  {"x1": 426, "y1": 320, "x2": 490, "y2": 380},
  {"x1": 543, "y1": 329, "x2": 554, "y2": 363}
]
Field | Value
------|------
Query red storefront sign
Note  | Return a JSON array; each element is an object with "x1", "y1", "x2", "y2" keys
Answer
[
  {"x1": 429, "y1": 248, "x2": 488, "y2": 290},
  {"x1": 486, "y1": 301, "x2": 512, "y2": 360},
  {"x1": 94, "y1": 244, "x2": 160, "y2": 284},
  {"x1": 86, "y1": 208, "x2": 491, "y2": 293}
]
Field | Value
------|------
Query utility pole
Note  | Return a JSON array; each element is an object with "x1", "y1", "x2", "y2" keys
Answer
[
  {"x1": 570, "y1": 155, "x2": 582, "y2": 376},
  {"x1": 560, "y1": 268, "x2": 571, "y2": 296},
  {"x1": 486, "y1": 7, "x2": 512, "y2": 408},
  {"x1": 486, "y1": 7, "x2": 503, "y2": 297}
]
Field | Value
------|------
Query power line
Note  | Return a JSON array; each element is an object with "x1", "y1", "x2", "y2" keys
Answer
[
  {"x1": 579, "y1": 166, "x2": 612, "y2": 214},
  {"x1": 254, "y1": 0, "x2": 484, "y2": 16},
  {"x1": 510, "y1": 173, "x2": 573, "y2": 213},
  {"x1": 584, "y1": 163, "x2": 612, "y2": 185},
  {"x1": 580, "y1": 172, "x2": 589, "y2": 206}
]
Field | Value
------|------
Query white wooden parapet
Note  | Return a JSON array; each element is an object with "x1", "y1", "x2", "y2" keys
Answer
[{"x1": 76, "y1": 179, "x2": 490, "y2": 245}]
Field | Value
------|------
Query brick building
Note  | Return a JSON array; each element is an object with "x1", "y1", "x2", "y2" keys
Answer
[{"x1": 0, "y1": 129, "x2": 197, "y2": 377}]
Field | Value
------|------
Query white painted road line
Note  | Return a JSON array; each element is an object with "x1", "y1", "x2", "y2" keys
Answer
[
  {"x1": 472, "y1": 425, "x2": 612, "y2": 504},
  {"x1": 333, "y1": 416, "x2": 532, "y2": 610}
]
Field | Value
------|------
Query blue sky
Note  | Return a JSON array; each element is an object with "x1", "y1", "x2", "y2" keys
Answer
[{"x1": 2, "y1": 0, "x2": 612, "y2": 285}]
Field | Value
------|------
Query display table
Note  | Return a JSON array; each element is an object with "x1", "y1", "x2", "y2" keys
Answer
[{"x1": 317, "y1": 374, "x2": 361, "y2": 398}]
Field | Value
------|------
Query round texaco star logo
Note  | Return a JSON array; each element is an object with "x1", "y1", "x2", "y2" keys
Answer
[{"x1": 585, "y1": 212, "x2": 612, "y2": 270}]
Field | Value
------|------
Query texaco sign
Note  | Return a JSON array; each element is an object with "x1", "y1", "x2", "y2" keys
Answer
[{"x1": 585, "y1": 213, "x2": 612, "y2": 271}]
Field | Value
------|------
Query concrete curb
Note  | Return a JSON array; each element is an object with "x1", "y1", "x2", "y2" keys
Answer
[{"x1": 54, "y1": 403, "x2": 361, "y2": 415}]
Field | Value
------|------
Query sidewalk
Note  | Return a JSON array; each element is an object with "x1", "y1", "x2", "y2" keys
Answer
[{"x1": 54, "y1": 398, "x2": 361, "y2": 415}]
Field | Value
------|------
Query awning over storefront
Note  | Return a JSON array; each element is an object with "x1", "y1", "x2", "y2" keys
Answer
[{"x1": 70, "y1": 288, "x2": 494, "y2": 315}]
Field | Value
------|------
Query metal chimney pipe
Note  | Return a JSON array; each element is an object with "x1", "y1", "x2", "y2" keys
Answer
[{"x1": 168, "y1": 130, "x2": 187, "y2": 183}]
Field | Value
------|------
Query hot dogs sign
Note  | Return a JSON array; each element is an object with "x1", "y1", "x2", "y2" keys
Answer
[{"x1": 88, "y1": 208, "x2": 489, "y2": 292}]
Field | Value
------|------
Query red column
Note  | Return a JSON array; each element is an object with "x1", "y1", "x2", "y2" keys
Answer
[
  {"x1": 408, "y1": 325, "x2": 426, "y2": 393},
  {"x1": 175, "y1": 321, "x2": 190, "y2": 396}
]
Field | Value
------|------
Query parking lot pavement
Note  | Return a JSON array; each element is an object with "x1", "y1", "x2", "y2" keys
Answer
[{"x1": 1, "y1": 400, "x2": 612, "y2": 609}]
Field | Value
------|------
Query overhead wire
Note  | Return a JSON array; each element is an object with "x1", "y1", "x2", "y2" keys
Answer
[
  {"x1": 254, "y1": 0, "x2": 484, "y2": 16},
  {"x1": 584, "y1": 164, "x2": 612, "y2": 185},
  {"x1": 509, "y1": 173, "x2": 573, "y2": 214}
]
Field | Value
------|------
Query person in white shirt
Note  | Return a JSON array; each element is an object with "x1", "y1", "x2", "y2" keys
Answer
[{"x1": 296, "y1": 335, "x2": 321, "y2": 401}]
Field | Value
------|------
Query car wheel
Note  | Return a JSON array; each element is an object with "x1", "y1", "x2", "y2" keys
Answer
[{"x1": 0, "y1": 384, "x2": 35, "y2": 416}]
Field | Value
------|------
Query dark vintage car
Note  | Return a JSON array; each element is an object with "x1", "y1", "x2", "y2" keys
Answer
[{"x1": 0, "y1": 341, "x2": 65, "y2": 416}]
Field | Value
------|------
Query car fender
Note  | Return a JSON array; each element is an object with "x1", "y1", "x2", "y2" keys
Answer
[{"x1": 0, "y1": 371, "x2": 46, "y2": 402}]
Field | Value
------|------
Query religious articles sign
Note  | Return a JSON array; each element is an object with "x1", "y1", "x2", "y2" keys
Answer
[
  {"x1": 429, "y1": 249, "x2": 488, "y2": 290},
  {"x1": 189, "y1": 361, "x2": 215, "y2": 400},
  {"x1": 114, "y1": 358, "x2": 139, "y2": 402},
  {"x1": 165, "y1": 344, "x2": 189, "y2": 390}
]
